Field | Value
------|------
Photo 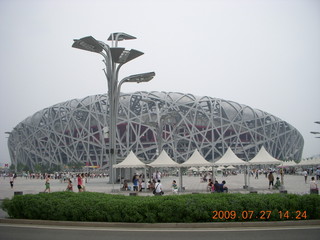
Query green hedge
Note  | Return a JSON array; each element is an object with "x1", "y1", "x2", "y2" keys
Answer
[{"x1": 1, "y1": 192, "x2": 319, "y2": 223}]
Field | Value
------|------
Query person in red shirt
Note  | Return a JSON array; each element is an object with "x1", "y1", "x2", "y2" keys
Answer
[{"x1": 77, "y1": 174, "x2": 83, "y2": 192}]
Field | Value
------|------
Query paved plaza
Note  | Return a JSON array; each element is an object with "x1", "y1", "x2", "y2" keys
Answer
[{"x1": 0, "y1": 172, "x2": 317, "y2": 200}]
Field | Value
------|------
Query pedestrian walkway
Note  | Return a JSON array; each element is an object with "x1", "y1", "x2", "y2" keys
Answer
[{"x1": 0, "y1": 173, "x2": 316, "y2": 200}]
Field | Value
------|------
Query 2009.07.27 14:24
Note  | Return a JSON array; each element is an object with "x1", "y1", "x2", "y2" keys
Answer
[{"x1": 212, "y1": 210, "x2": 307, "y2": 220}]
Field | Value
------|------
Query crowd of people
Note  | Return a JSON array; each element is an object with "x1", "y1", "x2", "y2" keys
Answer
[
  {"x1": 120, "y1": 171, "x2": 181, "y2": 196},
  {"x1": 2, "y1": 171, "x2": 108, "y2": 193},
  {"x1": 40, "y1": 172, "x2": 88, "y2": 193},
  {"x1": 2, "y1": 166, "x2": 319, "y2": 195},
  {"x1": 1, "y1": 171, "x2": 108, "y2": 184},
  {"x1": 206, "y1": 179, "x2": 228, "y2": 193},
  {"x1": 121, "y1": 171, "x2": 164, "y2": 193}
]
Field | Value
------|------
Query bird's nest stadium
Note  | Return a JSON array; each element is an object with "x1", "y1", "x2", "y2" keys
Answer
[{"x1": 7, "y1": 91, "x2": 304, "y2": 170}]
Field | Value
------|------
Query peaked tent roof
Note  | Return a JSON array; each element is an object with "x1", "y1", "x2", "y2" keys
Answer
[
  {"x1": 148, "y1": 150, "x2": 180, "y2": 167},
  {"x1": 249, "y1": 146, "x2": 282, "y2": 165},
  {"x1": 181, "y1": 149, "x2": 212, "y2": 167},
  {"x1": 226, "y1": 165, "x2": 236, "y2": 169},
  {"x1": 281, "y1": 160, "x2": 298, "y2": 167},
  {"x1": 297, "y1": 158, "x2": 320, "y2": 166},
  {"x1": 113, "y1": 151, "x2": 146, "y2": 168},
  {"x1": 214, "y1": 147, "x2": 248, "y2": 166}
]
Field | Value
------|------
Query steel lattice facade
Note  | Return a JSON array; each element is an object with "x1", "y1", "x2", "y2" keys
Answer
[{"x1": 7, "y1": 91, "x2": 304, "y2": 170}]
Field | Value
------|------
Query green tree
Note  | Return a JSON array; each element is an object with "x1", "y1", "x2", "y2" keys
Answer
[
  {"x1": 22, "y1": 164, "x2": 31, "y2": 172},
  {"x1": 16, "y1": 163, "x2": 25, "y2": 173},
  {"x1": 49, "y1": 164, "x2": 62, "y2": 173},
  {"x1": 33, "y1": 164, "x2": 42, "y2": 173},
  {"x1": 73, "y1": 162, "x2": 84, "y2": 171},
  {"x1": 9, "y1": 164, "x2": 15, "y2": 172}
]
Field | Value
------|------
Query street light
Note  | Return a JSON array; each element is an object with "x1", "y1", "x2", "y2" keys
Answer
[
  {"x1": 310, "y1": 132, "x2": 320, "y2": 135},
  {"x1": 140, "y1": 99, "x2": 171, "y2": 156},
  {"x1": 119, "y1": 72, "x2": 155, "y2": 84},
  {"x1": 310, "y1": 121, "x2": 320, "y2": 138},
  {"x1": 72, "y1": 36, "x2": 103, "y2": 53},
  {"x1": 72, "y1": 33, "x2": 155, "y2": 184},
  {"x1": 107, "y1": 32, "x2": 136, "y2": 47}
]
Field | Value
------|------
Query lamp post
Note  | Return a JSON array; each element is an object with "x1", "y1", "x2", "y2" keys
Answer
[
  {"x1": 140, "y1": 99, "x2": 180, "y2": 156},
  {"x1": 140, "y1": 99, "x2": 184, "y2": 190},
  {"x1": 72, "y1": 33, "x2": 155, "y2": 183}
]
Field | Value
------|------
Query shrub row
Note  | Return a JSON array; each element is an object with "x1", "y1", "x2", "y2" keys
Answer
[{"x1": 1, "y1": 192, "x2": 319, "y2": 223}]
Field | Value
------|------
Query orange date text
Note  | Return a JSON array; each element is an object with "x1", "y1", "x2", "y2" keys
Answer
[{"x1": 212, "y1": 210, "x2": 307, "y2": 221}]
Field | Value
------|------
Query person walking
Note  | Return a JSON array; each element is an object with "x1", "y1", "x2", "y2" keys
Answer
[
  {"x1": 280, "y1": 168, "x2": 284, "y2": 185},
  {"x1": 132, "y1": 174, "x2": 139, "y2": 191},
  {"x1": 9, "y1": 174, "x2": 14, "y2": 189},
  {"x1": 255, "y1": 170, "x2": 259, "y2": 179},
  {"x1": 81, "y1": 173, "x2": 86, "y2": 192},
  {"x1": 77, "y1": 174, "x2": 83, "y2": 192},
  {"x1": 44, "y1": 175, "x2": 50, "y2": 193},
  {"x1": 302, "y1": 170, "x2": 308, "y2": 183},
  {"x1": 268, "y1": 171, "x2": 274, "y2": 189}
]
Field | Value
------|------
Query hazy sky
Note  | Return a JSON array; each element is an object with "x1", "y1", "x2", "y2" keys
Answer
[{"x1": 0, "y1": 0, "x2": 319, "y2": 164}]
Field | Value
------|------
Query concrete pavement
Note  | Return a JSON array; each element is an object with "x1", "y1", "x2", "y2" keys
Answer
[{"x1": 0, "y1": 172, "x2": 316, "y2": 200}]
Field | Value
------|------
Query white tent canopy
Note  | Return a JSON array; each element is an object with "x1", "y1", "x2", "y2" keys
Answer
[
  {"x1": 249, "y1": 146, "x2": 282, "y2": 165},
  {"x1": 297, "y1": 158, "x2": 320, "y2": 166},
  {"x1": 226, "y1": 165, "x2": 236, "y2": 169},
  {"x1": 199, "y1": 166, "x2": 207, "y2": 172},
  {"x1": 148, "y1": 150, "x2": 180, "y2": 168},
  {"x1": 188, "y1": 167, "x2": 198, "y2": 172},
  {"x1": 180, "y1": 149, "x2": 212, "y2": 167},
  {"x1": 113, "y1": 151, "x2": 146, "y2": 168},
  {"x1": 281, "y1": 160, "x2": 298, "y2": 167},
  {"x1": 214, "y1": 147, "x2": 248, "y2": 166}
]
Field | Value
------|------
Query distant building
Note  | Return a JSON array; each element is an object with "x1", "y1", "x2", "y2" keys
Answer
[{"x1": 7, "y1": 91, "x2": 303, "y2": 170}]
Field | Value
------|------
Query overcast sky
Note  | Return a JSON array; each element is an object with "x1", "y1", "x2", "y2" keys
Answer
[{"x1": 0, "y1": 0, "x2": 319, "y2": 164}]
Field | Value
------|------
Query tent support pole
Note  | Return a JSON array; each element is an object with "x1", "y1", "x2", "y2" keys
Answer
[
  {"x1": 112, "y1": 168, "x2": 115, "y2": 191},
  {"x1": 144, "y1": 167, "x2": 147, "y2": 192},
  {"x1": 179, "y1": 167, "x2": 183, "y2": 193},
  {"x1": 243, "y1": 165, "x2": 248, "y2": 189},
  {"x1": 120, "y1": 169, "x2": 121, "y2": 191}
]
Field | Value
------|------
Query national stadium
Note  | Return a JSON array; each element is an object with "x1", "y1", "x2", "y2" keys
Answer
[{"x1": 7, "y1": 91, "x2": 304, "y2": 170}]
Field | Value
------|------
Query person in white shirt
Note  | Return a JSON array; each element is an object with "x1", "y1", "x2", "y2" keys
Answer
[
  {"x1": 154, "y1": 180, "x2": 163, "y2": 195},
  {"x1": 140, "y1": 180, "x2": 146, "y2": 192},
  {"x1": 310, "y1": 177, "x2": 318, "y2": 194},
  {"x1": 302, "y1": 170, "x2": 308, "y2": 183},
  {"x1": 156, "y1": 171, "x2": 161, "y2": 180}
]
